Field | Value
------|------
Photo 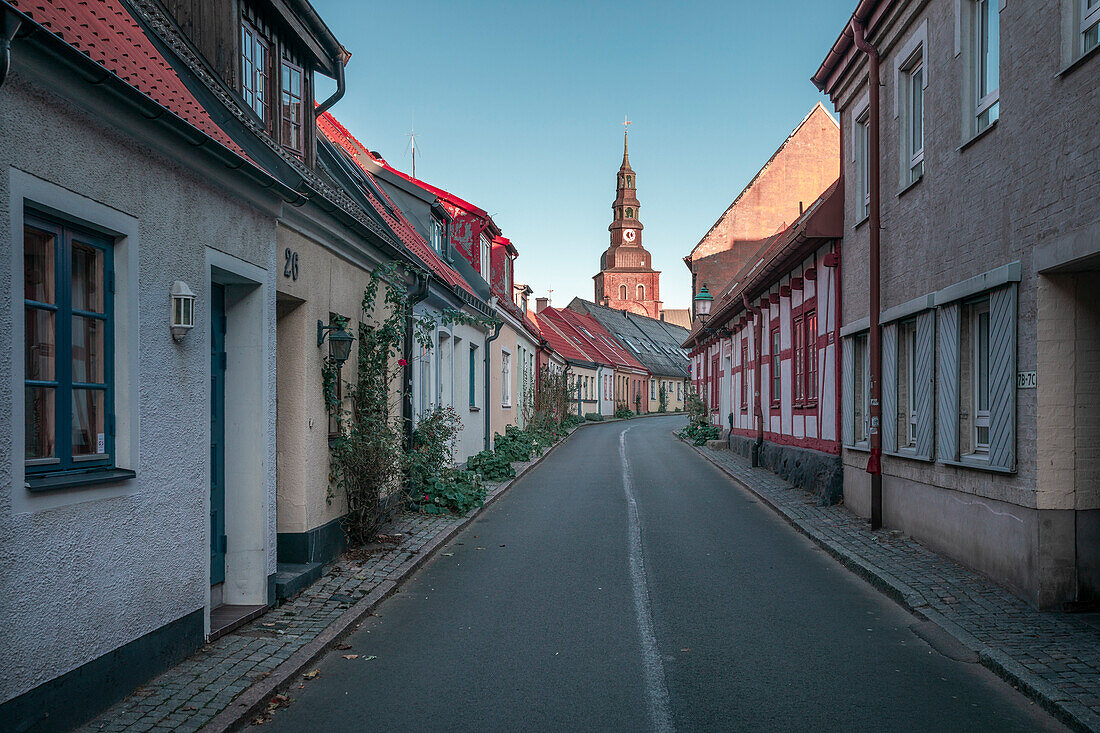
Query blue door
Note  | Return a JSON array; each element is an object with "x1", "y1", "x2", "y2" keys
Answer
[{"x1": 210, "y1": 284, "x2": 227, "y2": 585}]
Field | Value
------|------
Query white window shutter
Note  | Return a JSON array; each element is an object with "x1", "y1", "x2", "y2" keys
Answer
[
  {"x1": 916, "y1": 309, "x2": 936, "y2": 459},
  {"x1": 936, "y1": 304, "x2": 960, "y2": 462},
  {"x1": 842, "y1": 336, "x2": 854, "y2": 446},
  {"x1": 989, "y1": 284, "x2": 1017, "y2": 470},
  {"x1": 882, "y1": 322, "x2": 898, "y2": 453}
]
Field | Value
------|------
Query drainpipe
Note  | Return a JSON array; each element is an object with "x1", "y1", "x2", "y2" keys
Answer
[
  {"x1": 852, "y1": 18, "x2": 883, "y2": 530},
  {"x1": 483, "y1": 296, "x2": 502, "y2": 451},
  {"x1": 403, "y1": 271, "x2": 430, "y2": 450},
  {"x1": 0, "y1": 11, "x2": 21, "y2": 89},
  {"x1": 743, "y1": 294, "x2": 764, "y2": 466}
]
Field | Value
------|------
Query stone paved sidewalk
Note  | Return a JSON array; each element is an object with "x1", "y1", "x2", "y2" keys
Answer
[
  {"x1": 692, "y1": 442, "x2": 1100, "y2": 733},
  {"x1": 78, "y1": 434, "x2": 565, "y2": 733}
]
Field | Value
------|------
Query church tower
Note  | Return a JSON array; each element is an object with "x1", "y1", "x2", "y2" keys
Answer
[{"x1": 594, "y1": 122, "x2": 661, "y2": 318}]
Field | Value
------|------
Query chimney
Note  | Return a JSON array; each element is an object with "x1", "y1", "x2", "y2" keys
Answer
[{"x1": 535, "y1": 297, "x2": 550, "y2": 313}]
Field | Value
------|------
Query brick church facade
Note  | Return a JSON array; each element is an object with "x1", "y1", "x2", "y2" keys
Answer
[{"x1": 594, "y1": 129, "x2": 662, "y2": 319}]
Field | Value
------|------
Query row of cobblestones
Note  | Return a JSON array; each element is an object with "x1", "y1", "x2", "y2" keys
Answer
[
  {"x1": 78, "y1": 441, "x2": 554, "y2": 733},
  {"x1": 694, "y1": 443, "x2": 1100, "y2": 733}
]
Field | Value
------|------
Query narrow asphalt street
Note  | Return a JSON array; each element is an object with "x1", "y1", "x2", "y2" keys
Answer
[{"x1": 266, "y1": 416, "x2": 1063, "y2": 732}]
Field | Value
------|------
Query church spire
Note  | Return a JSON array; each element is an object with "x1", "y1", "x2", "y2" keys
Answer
[{"x1": 621, "y1": 116, "x2": 632, "y2": 170}]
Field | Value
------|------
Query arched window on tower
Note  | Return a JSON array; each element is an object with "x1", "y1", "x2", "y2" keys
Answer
[
  {"x1": 620, "y1": 284, "x2": 628, "y2": 300},
  {"x1": 637, "y1": 284, "x2": 645, "y2": 300},
  {"x1": 626, "y1": 175, "x2": 632, "y2": 187},
  {"x1": 626, "y1": 207, "x2": 634, "y2": 219}
]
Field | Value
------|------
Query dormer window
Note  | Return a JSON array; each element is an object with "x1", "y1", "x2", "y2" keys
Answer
[
  {"x1": 241, "y1": 21, "x2": 271, "y2": 127},
  {"x1": 280, "y1": 60, "x2": 304, "y2": 155},
  {"x1": 430, "y1": 217, "x2": 446, "y2": 256}
]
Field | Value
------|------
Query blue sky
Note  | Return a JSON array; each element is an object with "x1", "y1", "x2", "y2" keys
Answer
[{"x1": 311, "y1": 0, "x2": 854, "y2": 310}]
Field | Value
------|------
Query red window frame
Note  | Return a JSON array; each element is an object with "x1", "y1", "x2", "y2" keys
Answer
[
  {"x1": 770, "y1": 327, "x2": 781, "y2": 405},
  {"x1": 739, "y1": 339, "x2": 748, "y2": 411},
  {"x1": 711, "y1": 353, "x2": 720, "y2": 411},
  {"x1": 805, "y1": 310, "x2": 818, "y2": 404},
  {"x1": 793, "y1": 316, "x2": 806, "y2": 405}
]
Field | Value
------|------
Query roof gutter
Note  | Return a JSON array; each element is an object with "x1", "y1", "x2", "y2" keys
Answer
[
  {"x1": 812, "y1": 0, "x2": 880, "y2": 92},
  {"x1": 314, "y1": 46, "x2": 345, "y2": 118}
]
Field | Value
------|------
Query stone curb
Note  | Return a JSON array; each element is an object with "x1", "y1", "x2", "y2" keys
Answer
[
  {"x1": 685, "y1": 439, "x2": 1099, "y2": 733},
  {"x1": 202, "y1": 424, "x2": 585, "y2": 733}
]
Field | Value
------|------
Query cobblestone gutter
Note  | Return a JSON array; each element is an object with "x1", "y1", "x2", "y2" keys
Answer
[{"x1": 689, "y1": 440, "x2": 1100, "y2": 733}]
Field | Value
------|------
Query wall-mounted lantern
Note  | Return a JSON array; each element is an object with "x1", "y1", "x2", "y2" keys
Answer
[
  {"x1": 170, "y1": 281, "x2": 195, "y2": 342},
  {"x1": 317, "y1": 320, "x2": 355, "y2": 367},
  {"x1": 694, "y1": 284, "x2": 713, "y2": 324}
]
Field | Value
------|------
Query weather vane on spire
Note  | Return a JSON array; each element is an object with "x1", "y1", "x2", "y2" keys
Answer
[{"x1": 623, "y1": 115, "x2": 630, "y2": 155}]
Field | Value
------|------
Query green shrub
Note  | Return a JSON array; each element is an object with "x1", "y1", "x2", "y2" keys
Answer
[
  {"x1": 413, "y1": 469, "x2": 486, "y2": 515},
  {"x1": 466, "y1": 449, "x2": 516, "y2": 482},
  {"x1": 678, "y1": 421, "x2": 721, "y2": 446},
  {"x1": 614, "y1": 406, "x2": 634, "y2": 419},
  {"x1": 584, "y1": 412, "x2": 603, "y2": 422}
]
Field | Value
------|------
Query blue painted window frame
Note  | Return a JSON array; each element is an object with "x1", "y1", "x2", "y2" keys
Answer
[
  {"x1": 24, "y1": 213, "x2": 115, "y2": 478},
  {"x1": 469, "y1": 344, "x2": 478, "y2": 408}
]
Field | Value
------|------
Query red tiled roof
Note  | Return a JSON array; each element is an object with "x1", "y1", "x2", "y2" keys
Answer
[
  {"x1": 10, "y1": 0, "x2": 244, "y2": 157},
  {"x1": 543, "y1": 308, "x2": 647, "y2": 373},
  {"x1": 531, "y1": 311, "x2": 597, "y2": 365},
  {"x1": 317, "y1": 112, "x2": 475, "y2": 296}
]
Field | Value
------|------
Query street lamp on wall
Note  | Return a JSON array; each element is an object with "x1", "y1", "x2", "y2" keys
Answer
[
  {"x1": 317, "y1": 320, "x2": 355, "y2": 368},
  {"x1": 170, "y1": 281, "x2": 195, "y2": 342},
  {"x1": 694, "y1": 283, "x2": 713, "y2": 325}
]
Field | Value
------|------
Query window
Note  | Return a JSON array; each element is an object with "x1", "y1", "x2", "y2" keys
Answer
[
  {"x1": 770, "y1": 328, "x2": 781, "y2": 404},
  {"x1": 677, "y1": 381, "x2": 682, "y2": 401},
  {"x1": 24, "y1": 215, "x2": 114, "y2": 475},
  {"x1": 935, "y1": 284, "x2": 1015, "y2": 469},
  {"x1": 626, "y1": 207, "x2": 634, "y2": 219},
  {"x1": 1083, "y1": 0, "x2": 1100, "y2": 54},
  {"x1": 469, "y1": 345, "x2": 478, "y2": 408},
  {"x1": 626, "y1": 175, "x2": 632, "y2": 187},
  {"x1": 855, "y1": 108, "x2": 871, "y2": 220},
  {"x1": 480, "y1": 234, "x2": 491, "y2": 279},
  {"x1": 793, "y1": 316, "x2": 806, "y2": 404},
  {"x1": 972, "y1": 0, "x2": 1000, "y2": 132},
  {"x1": 620, "y1": 284, "x2": 628, "y2": 300},
  {"x1": 739, "y1": 340, "x2": 748, "y2": 411},
  {"x1": 501, "y1": 350, "x2": 512, "y2": 407},
  {"x1": 327, "y1": 314, "x2": 344, "y2": 438},
  {"x1": 504, "y1": 256, "x2": 511, "y2": 290},
  {"x1": 650, "y1": 379, "x2": 657, "y2": 400},
  {"x1": 280, "y1": 60, "x2": 304, "y2": 154},
  {"x1": 430, "y1": 216, "x2": 446, "y2": 256},
  {"x1": 241, "y1": 21, "x2": 271, "y2": 127},
  {"x1": 962, "y1": 298, "x2": 992, "y2": 455},
  {"x1": 805, "y1": 311, "x2": 818, "y2": 403},
  {"x1": 897, "y1": 319, "x2": 918, "y2": 448},
  {"x1": 902, "y1": 50, "x2": 925, "y2": 183},
  {"x1": 853, "y1": 333, "x2": 870, "y2": 444},
  {"x1": 637, "y1": 284, "x2": 645, "y2": 300}
]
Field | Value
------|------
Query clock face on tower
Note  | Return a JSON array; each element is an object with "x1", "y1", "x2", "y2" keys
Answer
[{"x1": 623, "y1": 229, "x2": 636, "y2": 243}]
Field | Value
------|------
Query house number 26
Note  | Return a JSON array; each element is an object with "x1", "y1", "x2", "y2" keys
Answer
[{"x1": 283, "y1": 248, "x2": 299, "y2": 281}]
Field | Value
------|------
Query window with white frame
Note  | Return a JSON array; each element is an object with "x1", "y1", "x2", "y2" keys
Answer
[
  {"x1": 771, "y1": 327, "x2": 781, "y2": 403},
  {"x1": 897, "y1": 319, "x2": 919, "y2": 448},
  {"x1": 1082, "y1": 0, "x2": 1100, "y2": 55},
  {"x1": 901, "y1": 49, "x2": 925, "y2": 184},
  {"x1": 430, "y1": 216, "x2": 446, "y2": 256},
  {"x1": 972, "y1": 0, "x2": 1000, "y2": 132},
  {"x1": 936, "y1": 284, "x2": 1016, "y2": 469},
  {"x1": 961, "y1": 298, "x2": 992, "y2": 455},
  {"x1": 855, "y1": 107, "x2": 871, "y2": 220},
  {"x1": 501, "y1": 349, "x2": 512, "y2": 407},
  {"x1": 650, "y1": 379, "x2": 657, "y2": 400},
  {"x1": 852, "y1": 333, "x2": 870, "y2": 444},
  {"x1": 480, "y1": 234, "x2": 491, "y2": 279}
]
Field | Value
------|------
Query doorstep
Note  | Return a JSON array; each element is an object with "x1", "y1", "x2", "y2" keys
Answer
[
  {"x1": 209, "y1": 604, "x2": 267, "y2": 642},
  {"x1": 274, "y1": 562, "x2": 325, "y2": 601}
]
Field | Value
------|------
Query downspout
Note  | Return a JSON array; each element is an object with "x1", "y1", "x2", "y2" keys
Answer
[
  {"x1": 743, "y1": 294, "x2": 764, "y2": 466},
  {"x1": 852, "y1": 18, "x2": 883, "y2": 530},
  {"x1": 0, "y1": 11, "x2": 21, "y2": 89},
  {"x1": 483, "y1": 298, "x2": 502, "y2": 451},
  {"x1": 403, "y1": 272, "x2": 430, "y2": 449},
  {"x1": 314, "y1": 48, "x2": 346, "y2": 118}
]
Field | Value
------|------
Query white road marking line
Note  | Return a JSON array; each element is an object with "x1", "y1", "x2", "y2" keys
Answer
[{"x1": 620, "y1": 427, "x2": 674, "y2": 732}]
